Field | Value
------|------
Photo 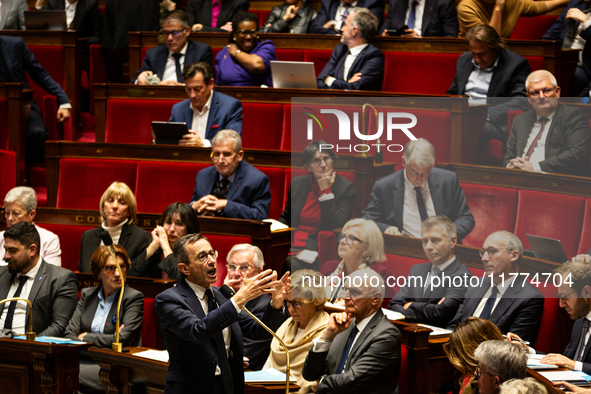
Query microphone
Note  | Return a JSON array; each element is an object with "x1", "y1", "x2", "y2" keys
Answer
[
  {"x1": 219, "y1": 284, "x2": 291, "y2": 394},
  {"x1": 100, "y1": 231, "x2": 126, "y2": 353}
]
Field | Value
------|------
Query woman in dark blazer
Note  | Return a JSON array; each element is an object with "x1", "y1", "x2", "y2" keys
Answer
[
  {"x1": 78, "y1": 182, "x2": 151, "y2": 275},
  {"x1": 65, "y1": 245, "x2": 144, "y2": 393},
  {"x1": 131, "y1": 202, "x2": 200, "y2": 280},
  {"x1": 260, "y1": 0, "x2": 318, "y2": 33},
  {"x1": 279, "y1": 140, "x2": 356, "y2": 272}
]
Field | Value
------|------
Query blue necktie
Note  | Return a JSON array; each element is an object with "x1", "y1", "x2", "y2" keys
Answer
[
  {"x1": 479, "y1": 286, "x2": 499, "y2": 320},
  {"x1": 415, "y1": 187, "x2": 428, "y2": 222},
  {"x1": 172, "y1": 53, "x2": 184, "y2": 83},
  {"x1": 407, "y1": 1, "x2": 418, "y2": 30},
  {"x1": 4, "y1": 276, "x2": 28, "y2": 329},
  {"x1": 205, "y1": 288, "x2": 233, "y2": 394},
  {"x1": 336, "y1": 325, "x2": 359, "y2": 374},
  {"x1": 575, "y1": 319, "x2": 590, "y2": 361}
]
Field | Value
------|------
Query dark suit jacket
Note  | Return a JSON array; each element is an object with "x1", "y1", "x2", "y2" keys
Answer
[
  {"x1": 0, "y1": 0, "x2": 26, "y2": 30},
  {"x1": 154, "y1": 278, "x2": 286, "y2": 394},
  {"x1": 309, "y1": 0, "x2": 385, "y2": 35},
  {"x1": 0, "y1": 259, "x2": 77, "y2": 337},
  {"x1": 189, "y1": 161, "x2": 272, "y2": 220},
  {"x1": 302, "y1": 309, "x2": 401, "y2": 394},
  {"x1": 388, "y1": 258, "x2": 472, "y2": 327},
  {"x1": 78, "y1": 223, "x2": 152, "y2": 274},
  {"x1": 279, "y1": 174, "x2": 356, "y2": 251},
  {"x1": 0, "y1": 36, "x2": 70, "y2": 107},
  {"x1": 131, "y1": 40, "x2": 214, "y2": 83},
  {"x1": 362, "y1": 167, "x2": 475, "y2": 242},
  {"x1": 169, "y1": 90, "x2": 243, "y2": 138},
  {"x1": 64, "y1": 285, "x2": 144, "y2": 348},
  {"x1": 101, "y1": 0, "x2": 159, "y2": 49},
  {"x1": 381, "y1": 0, "x2": 458, "y2": 37},
  {"x1": 503, "y1": 104, "x2": 591, "y2": 176},
  {"x1": 187, "y1": 0, "x2": 250, "y2": 32},
  {"x1": 447, "y1": 49, "x2": 530, "y2": 131},
  {"x1": 259, "y1": 3, "x2": 318, "y2": 33},
  {"x1": 563, "y1": 317, "x2": 591, "y2": 374},
  {"x1": 447, "y1": 275, "x2": 545, "y2": 344},
  {"x1": 317, "y1": 43, "x2": 385, "y2": 91},
  {"x1": 42, "y1": 0, "x2": 103, "y2": 44},
  {"x1": 541, "y1": 0, "x2": 586, "y2": 40}
]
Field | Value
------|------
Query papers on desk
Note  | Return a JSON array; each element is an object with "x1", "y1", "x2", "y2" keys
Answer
[
  {"x1": 417, "y1": 324, "x2": 453, "y2": 337},
  {"x1": 262, "y1": 219, "x2": 289, "y2": 232},
  {"x1": 133, "y1": 349, "x2": 170, "y2": 363},
  {"x1": 382, "y1": 308, "x2": 405, "y2": 321},
  {"x1": 245, "y1": 368, "x2": 297, "y2": 384},
  {"x1": 539, "y1": 370, "x2": 591, "y2": 384},
  {"x1": 527, "y1": 354, "x2": 559, "y2": 370},
  {"x1": 13, "y1": 336, "x2": 87, "y2": 345}
]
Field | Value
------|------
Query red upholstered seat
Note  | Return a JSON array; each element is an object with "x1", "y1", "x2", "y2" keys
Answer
[
  {"x1": 276, "y1": 49, "x2": 305, "y2": 62},
  {"x1": 535, "y1": 286, "x2": 574, "y2": 353},
  {"x1": 383, "y1": 52, "x2": 460, "y2": 94},
  {"x1": 481, "y1": 110, "x2": 524, "y2": 166},
  {"x1": 524, "y1": 56, "x2": 544, "y2": 72},
  {"x1": 205, "y1": 234, "x2": 251, "y2": 286},
  {"x1": 398, "y1": 344, "x2": 409, "y2": 394},
  {"x1": 461, "y1": 184, "x2": 519, "y2": 247},
  {"x1": 257, "y1": 167, "x2": 287, "y2": 219},
  {"x1": 577, "y1": 198, "x2": 591, "y2": 254},
  {"x1": 0, "y1": 150, "x2": 16, "y2": 201},
  {"x1": 142, "y1": 298, "x2": 158, "y2": 349},
  {"x1": 383, "y1": 254, "x2": 429, "y2": 296},
  {"x1": 242, "y1": 103, "x2": 285, "y2": 150},
  {"x1": 514, "y1": 190, "x2": 586, "y2": 258},
  {"x1": 135, "y1": 161, "x2": 209, "y2": 214},
  {"x1": 468, "y1": 267, "x2": 485, "y2": 277},
  {"x1": 89, "y1": 44, "x2": 108, "y2": 114},
  {"x1": 259, "y1": 10, "x2": 271, "y2": 27},
  {"x1": 26, "y1": 46, "x2": 65, "y2": 121},
  {"x1": 510, "y1": 15, "x2": 558, "y2": 40},
  {"x1": 303, "y1": 50, "x2": 332, "y2": 76},
  {"x1": 105, "y1": 99, "x2": 176, "y2": 144},
  {"x1": 41, "y1": 223, "x2": 95, "y2": 271},
  {"x1": 56, "y1": 158, "x2": 138, "y2": 210}
]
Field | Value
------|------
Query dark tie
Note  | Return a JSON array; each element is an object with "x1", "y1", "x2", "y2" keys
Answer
[
  {"x1": 524, "y1": 117, "x2": 548, "y2": 159},
  {"x1": 563, "y1": 19, "x2": 577, "y2": 49},
  {"x1": 575, "y1": 319, "x2": 590, "y2": 362},
  {"x1": 204, "y1": 288, "x2": 233, "y2": 394},
  {"x1": 423, "y1": 267, "x2": 442, "y2": 298},
  {"x1": 337, "y1": 51, "x2": 350, "y2": 80},
  {"x1": 415, "y1": 186, "x2": 428, "y2": 222},
  {"x1": 336, "y1": 325, "x2": 359, "y2": 374},
  {"x1": 172, "y1": 53, "x2": 184, "y2": 83},
  {"x1": 342, "y1": 4, "x2": 350, "y2": 21},
  {"x1": 4, "y1": 276, "x2": 29, "y2": 329},
  {"x1": 220, "y1": 178, "x2": 230, "y2": 196},
  {"x1": 407, "y1": 1, "x2": 418, "y2": 30},
  {"x1": 479, "y1": 286, "x2": 499, "y2": 320}
]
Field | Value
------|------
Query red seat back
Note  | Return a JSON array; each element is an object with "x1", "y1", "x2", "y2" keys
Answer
[
  {"x1": 303, "y1": 50, "x2": 332, "y2": 76},
  {"x1": 105, "y1": 99, "x2": 175, "y2": 144},
  {"x1": 257, "y1": 167, "x2": 287, "y2": 219},
  {"x1": 26, "y1": 46, "x2": 66, "y2": 120},
  {"x1": 89, "y1": 44, "x2": 108, "y2": 114},
  {"x1": 524, "y1": 56, "x2": 544, "y2": 72},
  {"x1": 276, "y1": 49, "x2": 305, "y2": 62},
  {"x1": 41, "y1": 223, "x2": 95, "y2": 271},
  {"x1": 242, "y1": 103, "x2": 285, "y2": 150},
  {"x1": 204, "y1": 234, "x2": 251, "y2": 286},
  {"x1": 142, "y1": 298, "x2": 158, "y2": 349},
  {"x1": 510, "y1": 15, "x2": 558, "y2": 40}
]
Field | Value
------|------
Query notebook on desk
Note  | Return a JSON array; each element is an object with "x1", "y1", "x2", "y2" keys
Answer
[
  {"x1": 270, "y1": 61, "x2": 317, "y2": 89},
  {"x1": 24, "y1": 11, "x2": 67, "y2": 31}
]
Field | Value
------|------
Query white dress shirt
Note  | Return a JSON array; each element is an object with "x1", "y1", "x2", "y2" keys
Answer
[
  {"x1": 464, "y1": 57, "x2": 500, "y2": 101},
  {"x1": 334, "y1": 0, "x2": 359, "y2": 30},
  {"x1": 405, "y1": 0, "x2": 425, "y2": 36},
  {"x1": 473, "y1": 275, "x2": 512, "y2": 318},
  {"x1": 521, "y1": 112, "x2": 555, "y2": 172},
  {"x1": 401, "y1": 169, "x2": 436, "y2": 238},
  {"x1": 190, "y1": 90, "x2": 214, "y2": 148},
  {"x1": 162, "y1": 42, "x2": 189, "y2": 83},
  {"x1": 325, "y1": 43, "x2": 368, "y2": 87},
  {"x1": 65, "y1": 0, "x2": 78, "y2": 29},
  {"x1": 0, "y1": 260, "x2": 42, "y2": 334},
  {"x1": 0, "y1": 225, "x2": 62, "y2": 267}
]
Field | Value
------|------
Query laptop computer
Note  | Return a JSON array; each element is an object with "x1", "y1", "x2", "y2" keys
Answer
[
  {"x1": 526, "y1": 234, "x2": 569, "y2": 264},
  {"x1": 271, "y1": 61, "x2": 317, "y2": 89},
  {"x1": 24, "y1": 11, "x2": 68, "y2": 31},
  {"x1": 151, "y1": 121, "x2": 189, "y2": 145}
]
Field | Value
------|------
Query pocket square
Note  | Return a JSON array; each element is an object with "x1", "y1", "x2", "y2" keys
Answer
[{"x1": 210, "y1": 124, "x2": 220, "y2": 129}]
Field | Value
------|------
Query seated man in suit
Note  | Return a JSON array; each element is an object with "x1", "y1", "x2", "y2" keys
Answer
[
  {"x1": 0, "y1": 187, "x2": 61, "y2": 267},
  {"x1": 447, "y1": 25, "x2": 530, "y2": 162},
  {"x1": 187, "y1": 0, "x2": 249, "y2": 32},
  {"x1": 223, "y1": 244, "x2": 287, "y2": 371},
  {"x1": 36, "y1": 0, "x2": 103, "y2": 45},
  {"x1": 0, "y1": 0, "x2": 26, "y2": 30},
  {"x1": 317, "y1": 8, "x2": 384, "y2": 91},
  {"x1": 448, "y1": 231, "x2": 544, "y2": 344},
  {"x1": 155, "y1": 233, "x2": 288, "y2": 393},
  {"x1": 503, "y1": 70, "x2": 591, "y2": 176},
  {"x1": 0, "y1": 222, "x2": 77, "y2": 336},
  {"x1": 170, "y1": 62, "x2": 242, "y2": 147},
  {"x1": 474, "y1": 340, "x2": 528, "y2": 394},
  {"x1": 302, "y1": 268, "x2": 401, "y2": 394},
  {"x1": 132, "y1": 10, "x2": 213, "y2": 85},
  {"x1": 0, "y1": 36, "x2": 71, "y2": 164},
  {"x1": 362, "y1": 138, "x2": 475, "y2": 242},
  {"x1": 190, "y1": 130, "x2": 271, "y2": 220},
  {"x1": 388, "y1": 216, "x2": 472, "y2": 327},
  {"x1": 381, "y1": 0, "x2": 458, "y2": 37},
  {"x1": 309, "y1": 0, "x2": 384, "y2": 34}
]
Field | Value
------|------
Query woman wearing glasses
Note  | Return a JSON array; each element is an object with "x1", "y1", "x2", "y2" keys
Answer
[
  {"x1": 264, "y1": 270, "x2": 329, "y2": 393},
  {"x1": 321, "y1": 218, "x2": 393, "y2": 300},
  {"x1": 279, "y1": 140, "x2": 356, "y2": 273},
  {"x1": 65, "y1": 245, "x2": 144, "y2": 393},
  {"x1": 215, "y1": 11, "x2": 276, "y2": 86},
  {"x1": 131, "y1": 202, "x2": 200, "y2": 280}
]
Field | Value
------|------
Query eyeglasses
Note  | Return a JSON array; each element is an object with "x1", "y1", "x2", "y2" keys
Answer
[
  {"x1": 237, "y1": 29, "x2": 257, "y2": 36},
  {"x1": 337, "y1": 234, "x2": 363, "y2": 246},
  {"x1": 196, "y1": 249, "x2": 218, "y2": 264},
  {"x1": 103, "y1": 264, "x2": 128, "y2": 276},
  {"x1": 475, "y1": 367, "x2": 494, "y2": 378},
  {"x1": 528, "y1": 87, "x2": 556, "y2": 97},
  {"x1": 557, "y1": 290, "x2": 577, "y2": 300},
  {"x1": 226, "y1": 264, "x2": 252, "y2": 274},
  {"x1": 479, "y1": 247, "x2": 506, "y2": 257},
  {"x1": 211, "y1": 151, "x2": 238, "y2": 162},
  {"x1": 343, "y1": 288, "x2": 363, "y2": 298},
  {"x1": 309, "y1": 156, "x2": 333, "y2": 167},
  {"x1": 161, "y1": 30, "x2": 183, "y2": 37},
  {"x1": 284, "y1": 300, "x2": 303, "y2": 309}
]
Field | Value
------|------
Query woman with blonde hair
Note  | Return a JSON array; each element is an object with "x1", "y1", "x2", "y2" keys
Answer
[
  {"x1": 444, "y1": 317, "x2": 505, "y2": 394},
  {"x1": 265, "y1": 270, "x2": 329, "y2": 393}
]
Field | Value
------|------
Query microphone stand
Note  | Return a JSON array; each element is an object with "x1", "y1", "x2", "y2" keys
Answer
[{"x1": 0, "y1": 297, "x2": 35, "y2": 340}]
